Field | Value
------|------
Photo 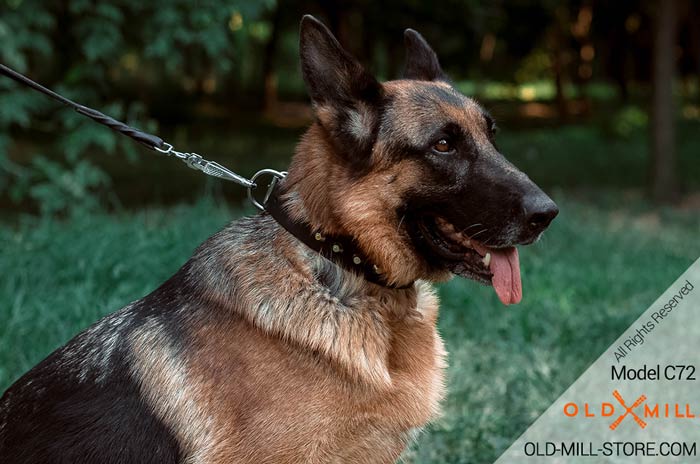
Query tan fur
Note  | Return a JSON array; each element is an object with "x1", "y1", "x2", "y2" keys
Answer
[
  {"x1": 284, "y1": 149, "x2": 435, "y2": 285},
  {"x1": 125, "y1": 201, "x2": 447, "y2": 463},
  {"x1": 126, "y1": 77, "x2": 508, "y2": 463},
  {"x1": 117, "y1": 81, "x2": 464, "y2": 462},
  {"x1": 129, "y1": 320, "x2": 221, "y2": 463},
  {"x1": 382, "y1": 80, "x2": 491, "y2": 146}
]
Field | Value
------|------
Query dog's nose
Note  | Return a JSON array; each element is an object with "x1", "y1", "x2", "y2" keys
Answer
[{"x1": 523, "y1": 194, "x2": 558, "y2": 233}]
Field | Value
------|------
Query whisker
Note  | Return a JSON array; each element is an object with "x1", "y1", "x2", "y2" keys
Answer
[
  {"x1": 470, "y1": 228, "x2": 489, "y2": 239},
  {"x1": 460, "y1": 223, "x2": 483, "y2": 234},
  {"x1": 396, "y1": 214, "x2": 406, "y2": 233}
]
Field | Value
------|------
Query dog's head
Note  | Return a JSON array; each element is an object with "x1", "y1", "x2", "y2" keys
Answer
[{"x1": 290, "y1": 15, "x2": 558, "y2": 304}]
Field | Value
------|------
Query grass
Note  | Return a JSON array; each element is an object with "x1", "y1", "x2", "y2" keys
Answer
[{"x1": 1, "y1": 191, "x2": 699, "y2": 463}]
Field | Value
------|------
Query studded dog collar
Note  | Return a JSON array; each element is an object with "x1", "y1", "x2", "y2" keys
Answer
[{"x1": 265, "y1": 183, "x2": 412, "y2": 290}]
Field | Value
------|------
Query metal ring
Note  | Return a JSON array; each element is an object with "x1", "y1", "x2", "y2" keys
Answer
[
  {"x1": 154, "y1": 142, "x2": 173, "y2": 154},
  {"x1": 247, "y1": 169, "x2": 287, "y2": 211}
]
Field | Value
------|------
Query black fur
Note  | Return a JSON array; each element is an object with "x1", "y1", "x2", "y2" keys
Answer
[
  {"x1": 1, "y1": 364, "x2": 181, "y2": 463},
  {"x1": 403, "y1": 29, "x2": 447, "y2": 81},
  {"x1": 0, "y1": 269, "x2": 200, "y2": 463},
  {"x1": 407, "y1": 84, "x2": 463, "y2": 108},
  {"x1": 299, "y1": 15, "x2": 382, "y2": 107}
]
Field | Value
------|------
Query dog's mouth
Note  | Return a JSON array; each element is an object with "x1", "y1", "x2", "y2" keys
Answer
[{"x1": 412, "y1": 215, "x2": 522, "y2": 305}]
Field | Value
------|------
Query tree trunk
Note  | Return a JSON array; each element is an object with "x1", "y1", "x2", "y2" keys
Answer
[
  {"x1": 650, "y1": 0, "x2": 679, "y2": 202},
  {"x1": 551, "y1": 7, "x2": 570, "y2": 121},
  {"x1": 262, "y1": 4, "x2": 282, "y2": 111},
  {"x1": 688, "y1": 1, "x2": 700, "y2": 105}
]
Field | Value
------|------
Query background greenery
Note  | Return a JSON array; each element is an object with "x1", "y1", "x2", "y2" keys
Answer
[{"x1": 1, "y1": 1, "x2": 700, "y2": 463}]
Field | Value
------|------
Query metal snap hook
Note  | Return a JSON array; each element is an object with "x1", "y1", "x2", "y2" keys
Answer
[{"x1": 247, "y1": 169, "x2": 287, "y2": 211}]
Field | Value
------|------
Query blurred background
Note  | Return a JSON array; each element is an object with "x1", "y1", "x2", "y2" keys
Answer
[{"x1": 1, "y1": 1, "x2": 699, "y2": 463}]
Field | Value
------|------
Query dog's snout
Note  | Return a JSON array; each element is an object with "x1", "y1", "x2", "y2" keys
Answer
[{"x1": 522, "y1": 193, "x2": 558, "y2": 233}]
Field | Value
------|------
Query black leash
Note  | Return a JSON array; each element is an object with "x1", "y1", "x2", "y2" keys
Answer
[
  {"x1": 0, "y1": 63, "x2": 408, "y2": 290},
  {"x1": 0, "y1": 64, "x2": 164, "y2": 150},
  {"x1": 0, "y1": 63, "x2": 259, "y2": 188}
]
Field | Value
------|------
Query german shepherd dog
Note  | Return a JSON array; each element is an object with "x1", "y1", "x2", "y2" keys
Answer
[{"x1": 0, "y1": 15, "x2": 557, "y2": 464}]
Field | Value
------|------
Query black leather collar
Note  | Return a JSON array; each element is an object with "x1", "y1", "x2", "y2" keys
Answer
[{"x1": 265, "y1": 184, "x2": 412, "y2": 290}]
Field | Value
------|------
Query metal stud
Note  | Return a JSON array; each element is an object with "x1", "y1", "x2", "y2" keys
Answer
[
  {"x1": 314, "y1": 232, "x2": 324, "y2": 241},
  {"x1": 353, "y1": 256, "x2": 361, "y2": 265},
  {"x1": 373, "y1": 264, "x2": 381, "y2": 273},
  {"x1": 332, "y1": 244, "x2": 342, "y2": 253}
]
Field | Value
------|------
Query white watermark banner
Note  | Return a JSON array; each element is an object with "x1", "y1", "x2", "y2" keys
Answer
[{"x1": 496, "y1": 258, "x2": 700, "y2": 463}]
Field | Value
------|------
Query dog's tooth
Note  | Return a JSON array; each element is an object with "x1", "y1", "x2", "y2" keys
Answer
[
  {"x1": 440, "y1": 219, "x2": 454, "y2": 232},
  {"x1": 482, "y1": 253, "x2": 491, "y2": 267}
]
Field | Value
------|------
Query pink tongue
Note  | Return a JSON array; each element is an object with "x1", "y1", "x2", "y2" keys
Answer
[
  {"x1": 473, "y1": 245, "x2": 522, "y2": 305},
  {"x1": 489, "y1": 247, "x2": 522, "y2": 305}
]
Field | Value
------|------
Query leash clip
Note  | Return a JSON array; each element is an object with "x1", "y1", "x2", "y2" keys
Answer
[
  {"x1": 247, "y1": 169, "x2": 287, "y2": 211},
  {"x1": 155, "y1": 142, "x2": 256, "y2": 188}
]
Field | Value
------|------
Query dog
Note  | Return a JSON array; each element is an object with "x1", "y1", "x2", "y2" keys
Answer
[{"x1": 0, "y1": 15, "x2": 557, "y2": 464}]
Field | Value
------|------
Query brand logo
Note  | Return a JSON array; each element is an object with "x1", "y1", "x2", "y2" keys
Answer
[
  {"x1": 563, "y1": 390, "x2": 695, "y2": 430},
  {"x1": 609, "y1": 390, "x2": 646, "y2": 430}
]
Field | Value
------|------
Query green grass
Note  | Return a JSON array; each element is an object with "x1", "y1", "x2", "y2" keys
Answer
[{"x1": 1, "y1": 192, "x2": 699, "y2": 463}]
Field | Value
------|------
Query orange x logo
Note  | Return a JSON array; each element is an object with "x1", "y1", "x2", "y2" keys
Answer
[{"x1": 609, "y1": 390, "x2": 647, "y2": 430}]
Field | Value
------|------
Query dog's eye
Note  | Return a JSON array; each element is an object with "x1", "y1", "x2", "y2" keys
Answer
[{"x1": 432, "y1": 139, "x2": 453, "y2": 154}]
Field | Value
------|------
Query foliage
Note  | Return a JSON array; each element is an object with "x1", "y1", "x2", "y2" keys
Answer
[
  {"x1": 1, "y1": 194, "x2": 699, "y2": 462},
  {"x1": 0, "y1": 0, "x2": 275, "y2": 215},
  {"x1": 609, "y1": 105, "x2": 649, "y2": 138},
  {"x1": 1, "y1": 0, "x2": 697, "y2": 214}
]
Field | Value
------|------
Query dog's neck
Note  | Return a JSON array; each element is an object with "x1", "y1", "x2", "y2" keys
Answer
[
  {"x1": 280, "y1": 124, "x2": 436, "y2": 287},
  {"x1": 189, "y1": 213, "x2": 436, "y2": 389},
  {"x1": 281, "y1": 124, "x2": 351, "y2": 235}
]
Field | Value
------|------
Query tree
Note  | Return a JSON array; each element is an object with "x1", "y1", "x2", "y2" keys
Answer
[{"x1": 650, "y1": 0, "x2": 679, "y2": 202}]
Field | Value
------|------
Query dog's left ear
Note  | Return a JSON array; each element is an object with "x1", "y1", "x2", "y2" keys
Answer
[
  {"x1": 299, "y1": 15, "x2": 383, "y2": 160},
  {"x1": 403, "y1": 29, "x2": 446, "y2": 81}
]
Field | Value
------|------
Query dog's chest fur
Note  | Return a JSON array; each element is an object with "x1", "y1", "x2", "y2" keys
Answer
[{"x1": 128, "y1": 215, "x2": 447, "y2": 463}]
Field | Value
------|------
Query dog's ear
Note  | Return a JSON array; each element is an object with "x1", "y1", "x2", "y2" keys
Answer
[
  {"x1": 403, "y1": 29, "x2": 446, "y2": 81},
  {"x1": 299, "y1": 15, "x2": 383, "y2": 161}
]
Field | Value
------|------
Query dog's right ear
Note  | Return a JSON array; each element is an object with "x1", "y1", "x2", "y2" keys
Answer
[{"x1": 299, "y1": 15, "x2": 383, "y2": 160}]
